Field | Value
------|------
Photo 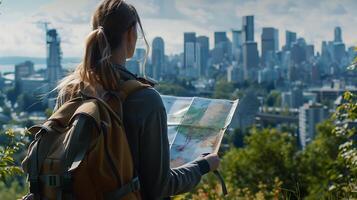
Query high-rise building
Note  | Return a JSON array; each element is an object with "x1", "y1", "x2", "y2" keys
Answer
[
  {"x1": 258, "y1": 66, "x2": 280, "y2": 84},
  {"x1": 291, "y1": 38, "x2": 307, "y2": 64},
  {"x1": 232, "y1": 30, "x2": 243, "y2": 49},
  {"x1": 134, "y1": 48, "x2": 147, "y2": 76},
  {"x1": 196, "y1": 36, "x2": 209, "y2": 77},
  {"x1": 212, "y1": 32, "x2": 232, "y2": 64},
  {"x1": 126, "y1": 60, "x2": 140, "y2": 75},
  {"x1": 334, "y1": 26, "x2": 342, "y2": 43},
  {"x1": 46, "y1": 29, "x2": 63, "y2": 89},
  {"x1": 227, "y1": 63, "x2": 244, "y2": 83},
  {"x1": 299, "y1": 102, "x2": 329, "y2": 148},
  {"x1": 348, "y1": 46, "x2": 356, "y2": 63},
  {"x1": 184, "y1": 32, "x2": 200, "y2": 78},
  {"x1": 285, "y1": 31, "x2": 297, "y2": 50},
  {"x1": 333, "y1": 42, "x2": 346, "y2": 64},
  {"x1": 184, "y1": 32, "x2": 196, "y2": 70},
  {"x1": 152, "y1": 37, "x2": 165, "y2": 80},
  {"x1": 291, "y1": 87, "x2": 304, "y2": 108},
  {"x1": 305, "y1": 44, "x2": 315, "y2": 60},
  {"x1": 15, "y1": 61, "x2": 34, "y2": 81},
  {"x1": 243, "y1": 41, "x2": 259, "y2": 80},
  {"x1": 232, "y1": 30, "x2": 243, "y2": 63},
  {"x1": 261, "y1": 27, "x2": 279, "y2": 66},
  {"x1": 242, "y1": 16, "x2": 254, "y2": 42},
  {"x1": 214, "y1": 32, "x2": 228, "y2": 47}
]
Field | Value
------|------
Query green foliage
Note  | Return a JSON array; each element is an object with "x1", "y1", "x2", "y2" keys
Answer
[
  {"x1": 297, "y1": 121, "x2": 344, "y2": 199},
  {"x1": 156, "y1": 83, "x2": 189, "y2": 96},
  {"x1": 329, "y1": 91, "x2": 357, "y2": 197},
  {"x1": 178, "y1": 128, "x2": 301, "y2": 200},
  {"x1": 178, "y1": 116, "x2": 356, "y2": 199},
  {"x1": 222, "y1": 128, "x2": 299, "y2": 197},
  {"x1": 0, "y1": 129, "x2": 25, "y2": 182},
  {"x1": 265, "y1": 91, "x2": 281, "y2": 107},
  {"x1": 213, "y1": 79, "x2": 235, "y2": 99},
  {"x1": 0, "y1": 181, "x2": 28, "y2": 200}
]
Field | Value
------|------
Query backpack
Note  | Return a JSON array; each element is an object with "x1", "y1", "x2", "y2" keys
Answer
[{"x1": 21, "y1": 80, "x2": 150, "y2": 200}]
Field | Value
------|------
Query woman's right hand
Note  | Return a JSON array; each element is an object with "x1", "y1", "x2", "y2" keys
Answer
[{"x1": 204, "y1": 153, "x2": 220, "y2": 171}]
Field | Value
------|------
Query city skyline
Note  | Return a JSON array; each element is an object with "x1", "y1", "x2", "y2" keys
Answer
[{"x1": 0, "y1": 0, "x2": 356, "y2": 58}]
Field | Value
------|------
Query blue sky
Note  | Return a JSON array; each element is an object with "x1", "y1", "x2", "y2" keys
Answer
[{"x1": 0, "y1": 0, "x2": 356, "y2": 58}]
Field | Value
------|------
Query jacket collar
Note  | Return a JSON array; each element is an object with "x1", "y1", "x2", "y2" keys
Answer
[{"x1": 111, "y1": 63, "x2": 138, "y2": 81}]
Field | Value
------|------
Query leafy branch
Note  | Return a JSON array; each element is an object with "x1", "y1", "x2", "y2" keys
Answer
[
  {"x1": 0, "y1": 129, "x2": 26, "y2": 182},
  {"x1": 329, "y1": 47, "x2": 357, "y2": 196}
]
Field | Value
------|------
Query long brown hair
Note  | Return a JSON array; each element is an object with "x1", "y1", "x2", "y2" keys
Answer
[{"x1": 56, "y1": 0, "x2": 149, "y2": 105}]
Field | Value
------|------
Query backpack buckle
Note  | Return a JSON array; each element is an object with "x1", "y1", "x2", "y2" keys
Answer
[{"x1": 41, "y1": 174, "x2": 62, "y2": 187}]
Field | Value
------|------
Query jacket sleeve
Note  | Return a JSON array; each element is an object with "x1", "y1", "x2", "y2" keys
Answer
[{"x1": 138, "y1": 106, "x2": 209, "y2": 199}]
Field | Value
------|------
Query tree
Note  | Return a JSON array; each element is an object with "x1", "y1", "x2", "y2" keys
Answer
[
  {"x1": 213, "y1": 80, "x2": 235, "y2": 99},
  {"x1": 296, "y1": 121, "x2": 343, "y2": 199},
  {"x1": 329, "y1": 91, "x2": 357, "y2": 198},
  {"x1": 177, "y1": 128, "x2": 300, "y2": 200},
  {"x1": 156, "y1": 83, "x2": 189, "y2": 96},
  {"x1": 0, "y1": 129, "x2": 24, "y2": 182},
  {"x1": 265, "y1": 91, "x2": 281, "y2": 107}
]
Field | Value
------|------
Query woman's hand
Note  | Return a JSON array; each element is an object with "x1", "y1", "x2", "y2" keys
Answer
[{"x1": 204, "y1": 153, "x2": 220, "y2": 171}]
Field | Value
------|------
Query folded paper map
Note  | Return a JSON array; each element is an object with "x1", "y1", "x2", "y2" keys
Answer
[{"x1": 161, "y1": 95, "x2": 239, "y2": 168}]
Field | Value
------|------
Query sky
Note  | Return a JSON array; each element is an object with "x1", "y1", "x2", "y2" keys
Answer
[{"x1": 0, "y1": 0, "x2": 356, "y2": 58}]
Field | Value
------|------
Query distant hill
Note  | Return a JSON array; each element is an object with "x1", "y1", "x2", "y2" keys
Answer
[{"x1": 0, "y1": 56, "x2": 81, "y2": 65}]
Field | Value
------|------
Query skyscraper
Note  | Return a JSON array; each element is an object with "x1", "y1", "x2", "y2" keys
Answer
[
  {"x1": 243, "y1": 41, "x2": 259, "y2": 80},
  {"x1": 232, "y1": 30, "x2": 243, "y2": 48},
  {"x1": 305, "y1": 44, "x2": 315, "y2": 60},
  {"x1": 334, "y1": 26, "x2": 342, "y2": 43},
  {"x1": 285, "y1": 31, "x2": 297, "y2": 50},
  {"x1": 184, "y1": 32, "x2": 196, "y2": 70},
  {"x1": 291, "y1": 38, "x2": 307, "y2": 64},
  {"x1": 261, "y1": 27, "x2": 279, "y2": 66},
  {"x1": 242, "y1": 16, "x2": 254, "y2": 42},
  {"x1": 214, "y1": 32, "x2": 228, "y2": 47},
  {"x1": 333, "y1": 42, "x2": 346, "y2": 65},
  {"x1": 196, "y1": 36, "x2": 209, "y2": 77},
  {"x1": 232, "y1": 30, "x2": 243, "y2": 63},
  {"x1": 242, "y1": 15, "x2": 258, "y2": 80},
  {"x1": 332, "y1": 27, "x2": 346, "y2": 65},
  {"x1": 152, "y1": 37, "x2": 165, "y2": 80},
  {"x1": 47, "y1": 29, "x2": 63, "y2": 89},
  {"x1": 212, "y1": 32, "x2": 231, "y2": 64},
  {"x1": 184, "y1": 32, "x2": 200, "y2": 78}
]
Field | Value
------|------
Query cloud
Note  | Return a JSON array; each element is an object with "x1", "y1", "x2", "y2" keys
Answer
[{"x1": 0, "y1": 0, "x2": 356, "y2": 58}]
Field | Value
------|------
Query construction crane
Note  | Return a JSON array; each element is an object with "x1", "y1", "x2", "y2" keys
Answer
[
  {"x1": 35, "y1": 21, "x2": 51, "y2": 39},
  {"x1": 34, "y1": 21, "x2": 51, "y2": 61}
]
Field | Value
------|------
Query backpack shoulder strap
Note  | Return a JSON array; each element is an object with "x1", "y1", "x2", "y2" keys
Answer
[{"x1": 119, "y1": 80, "x2": 151, "y2": 101}]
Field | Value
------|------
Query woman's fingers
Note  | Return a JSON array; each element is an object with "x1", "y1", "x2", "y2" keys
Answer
[{"x1": 204, "y1": 153, "x2": 220, "y2": 171}]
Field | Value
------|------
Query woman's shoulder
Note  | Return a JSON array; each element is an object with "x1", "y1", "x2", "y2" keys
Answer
[{"x1": 125, "y1": 87, "x2": 164, "y2": 110}]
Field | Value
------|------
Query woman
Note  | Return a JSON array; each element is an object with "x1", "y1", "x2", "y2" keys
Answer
[{"x1": 55, "y1": 0, "x2": 220, "y2": 199}]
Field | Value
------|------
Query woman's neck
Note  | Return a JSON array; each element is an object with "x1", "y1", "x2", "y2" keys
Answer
[{"x1": 111, "y1": 49, "x2": 127, "y2": 66}]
